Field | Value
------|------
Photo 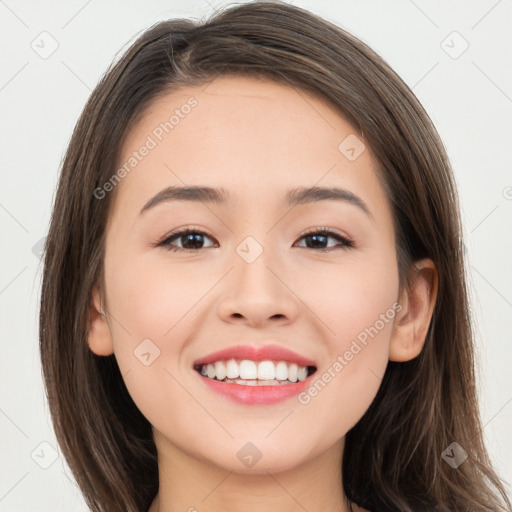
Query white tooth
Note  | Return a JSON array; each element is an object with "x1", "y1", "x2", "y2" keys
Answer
[
  {"x1": 275, "y1": 361, "x2": 288, "y2": 381},
  {"x1": 288, "y1": 363, "x2": 298, "y2": 382},
  {"x1": 225, "y1": 378, "x2": 294, "y2": 386},
  {"x1": 297, "y1": 366, "x2": 308, "y2": 381},
  {"x1": 257, "y1": 379, "x2": 278, "y2": 386},
  {"x1": 214, "y1": 361, "x2": 227, "y2": 380},
  {"x1": 202, "y1": 358, "x2": 310, "y2": 383},
  {"x1": 206, "y1": 364, "x2": 216, "y2": 379},
  {"x1": 239, "y1": 360, "x2": 258, "y2": 379},
  {"x1": 232, "y1": 379, "x2": 253, "y2": 386},
  {"x1": 257, "y1": 360, "x2": 275, "y2": 380},
  {"x1": 226, "y1": 359, "x2": 239, "y2": 379}
]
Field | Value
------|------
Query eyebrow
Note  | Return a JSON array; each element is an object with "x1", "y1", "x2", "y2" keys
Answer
[{"x1": 140, "y1": 185, "x2": 372, "y2": 218}]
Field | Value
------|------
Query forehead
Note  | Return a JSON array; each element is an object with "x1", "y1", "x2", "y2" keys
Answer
[{"x1": 111, "y1": 75, "x2": 386, "y2": 219}]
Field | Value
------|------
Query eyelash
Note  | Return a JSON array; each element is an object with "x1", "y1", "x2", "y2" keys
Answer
[{"x1": 156, "y1": 226, "x2": 355, "y2": 253}]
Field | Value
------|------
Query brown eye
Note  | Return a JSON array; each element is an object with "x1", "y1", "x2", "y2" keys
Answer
[
  {"x1": 158, "y1": 229, "x2": 217, "y2": 252},
  {"x1": 295, "y1": 229, "x2": 354, "y2": 252}
]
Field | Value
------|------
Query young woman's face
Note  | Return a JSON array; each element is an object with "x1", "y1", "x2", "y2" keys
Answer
[{"x1": 99, "y1": 75, "x2": 400, "y2": 474}]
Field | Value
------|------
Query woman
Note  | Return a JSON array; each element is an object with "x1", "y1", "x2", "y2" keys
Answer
[{"x1": 39, "y1": 2, "x2": 511, "y2": 511}]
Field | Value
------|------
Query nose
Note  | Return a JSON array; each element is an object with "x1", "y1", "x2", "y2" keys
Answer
[{"x1": 216, "y1": 244, "x2": 299, "y2": 328}]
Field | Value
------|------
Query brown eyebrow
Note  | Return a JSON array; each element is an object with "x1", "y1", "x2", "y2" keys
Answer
[{"x1": 139, "y1": 185, "x2": 373, "y2": 219}]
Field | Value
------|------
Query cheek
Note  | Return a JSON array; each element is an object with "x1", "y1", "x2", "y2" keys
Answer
[
  {"x1": 295, "y1": 249, "x2": 399, "y2": 348},
  {"x1": 295, "y1": 257, "x2": 399, "y2": 436},
  {"x1": 103, "y1": 252, "x2": 207, "y2": 426},
  {"x1": 105, "y1": 251, "x2": 208, "y2": 346}
]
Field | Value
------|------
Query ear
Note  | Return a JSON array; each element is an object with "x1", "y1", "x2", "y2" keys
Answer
[
  {"x1": 87, "y1": 286, "x2": 114, "y2": 356},
  {"x1": 389, "y1": 258, "x2": 438, "y2": 362}
]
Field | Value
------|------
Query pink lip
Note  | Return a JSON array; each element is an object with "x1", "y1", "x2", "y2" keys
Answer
[
  {"x1": 197, "y1": 373, "x2": 313, "y2": 405},
  {"x1": 193, "y1": 344, "x2": 317, "y2": 367}
]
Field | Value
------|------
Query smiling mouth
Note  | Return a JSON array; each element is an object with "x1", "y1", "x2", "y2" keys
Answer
[{"x1": 193, "y1": 359, "x2": 317, "y2": 386}]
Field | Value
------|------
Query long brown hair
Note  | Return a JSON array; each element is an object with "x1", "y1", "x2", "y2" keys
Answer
[{"x1": 39, "y1": 1, "x2": 511, "y2": 511}]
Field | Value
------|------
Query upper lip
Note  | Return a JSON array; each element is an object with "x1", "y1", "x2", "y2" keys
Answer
[{"x1": 193, "y1": 344, "x2": 317, "y2": 368}]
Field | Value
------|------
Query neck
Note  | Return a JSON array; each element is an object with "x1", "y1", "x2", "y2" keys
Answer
[{"x1": 148, "y1": 432, "x2": 350, "y2": 512}]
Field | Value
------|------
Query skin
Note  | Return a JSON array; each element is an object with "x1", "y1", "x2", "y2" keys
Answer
[{"x1": 87, "y1": 75, "x2": 438, "y2": 512}]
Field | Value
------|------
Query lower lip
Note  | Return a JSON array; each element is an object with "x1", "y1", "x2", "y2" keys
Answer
[{"x1": 196, "y1": 372, "x2": 313, "y2": 405}]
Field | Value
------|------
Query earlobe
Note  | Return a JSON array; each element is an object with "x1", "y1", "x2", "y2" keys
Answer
[
  {"x1": 389, "y1": 259, "x2": 438, "y2": 362},
  {"x1": 87, "y1": 286, "x2": 115, "y2": 356}
]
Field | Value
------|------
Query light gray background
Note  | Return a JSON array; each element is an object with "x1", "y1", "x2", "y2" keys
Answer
[{"x1": 1, "y1": 0, "x2": 511, "y2": 510}]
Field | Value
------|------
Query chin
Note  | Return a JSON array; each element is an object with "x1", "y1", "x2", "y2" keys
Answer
[{"x1": 204, "y1": 441, "x2": 312, "y2": 476}]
